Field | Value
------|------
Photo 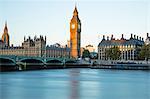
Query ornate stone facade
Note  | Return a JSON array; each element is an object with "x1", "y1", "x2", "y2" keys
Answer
[
  {"x1": 0, "y1": 36, "x2": 46, "y2": 57},
  {"x1": 98, "y1": 34, "x2": 144, "y2": 60},
  {"x1": 46, "y1": 43, "x2": 70, "y2": 58},
  {"x1": 70, "y1": 6, "x2": 81, "y2": 58},
  {"x1": 1, "y1": 22, "x2": 9, "y2": 47}
]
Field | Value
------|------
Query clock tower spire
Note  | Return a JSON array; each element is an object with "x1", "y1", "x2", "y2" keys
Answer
[{"x1": 70, "y1": 5, "x2": 81, "y2": 58}]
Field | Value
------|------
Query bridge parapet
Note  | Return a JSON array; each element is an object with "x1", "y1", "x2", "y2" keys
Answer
[
  {"x1": 0, "y1": 55, "x2": 75, "y2": 64},
  {"x1": 0, "y1": 55, "x2": 17, "y2": 63}
]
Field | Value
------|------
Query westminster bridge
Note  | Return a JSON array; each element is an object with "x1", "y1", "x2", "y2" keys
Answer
[{"x1": 0, "y1": 55, "x2": 79, "y2": 71}]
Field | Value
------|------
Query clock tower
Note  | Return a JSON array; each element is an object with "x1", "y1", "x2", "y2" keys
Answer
[
  {"x1": 2, "y1": 21, "x2": 10, "y2": 47},
  {"x1": 70, "y1": 6, "x2": 81, "y2": 58}
]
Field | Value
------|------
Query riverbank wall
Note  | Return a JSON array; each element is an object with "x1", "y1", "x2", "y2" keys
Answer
[{"x1": 0, "y1": 62, "x2": 150, "y2": 72}]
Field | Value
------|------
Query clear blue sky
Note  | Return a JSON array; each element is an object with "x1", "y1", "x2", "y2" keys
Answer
[{"x1": 0, "y1": 0, "x2": 150, "y2": 49}]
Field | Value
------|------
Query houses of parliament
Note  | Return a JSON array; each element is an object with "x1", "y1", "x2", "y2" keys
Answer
[{"x1": 0, "y1": 6, "x2": 81, "y2": 58}]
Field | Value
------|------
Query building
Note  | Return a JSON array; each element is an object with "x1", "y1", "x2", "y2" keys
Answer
[
  {"x1": 0, "y1": 22, "x2": 70, "y2": 57},
  {"x1": 98, "y1": 34, "x2": 144, "y2": 60},
  {"x1": 0, "y1": 36, "x2": 46, "y2": 57},
  {"x1": 0, "y1": 40, "x2": 5, "y2": 49},
  {"x1": 22, "y1": 36, "x2": 46, "y2": 57},
  {"x1": 1, "y1": 22, "x2": 10, "y2": 47},
  {"x1": 70, "y1": 6, "x2": 81, "y2": 58},
  {"x1": 46, "y1": 43, "x2": 70, "y2": 58},
  {"x1": 145, "y1": 33, "x2": 150, "y2": 45},
  {"x1": 0, "y1": 36, "x2": 71, "y2": 58}
]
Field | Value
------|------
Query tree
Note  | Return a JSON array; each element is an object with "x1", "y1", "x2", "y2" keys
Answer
[
  {"x1": 106, "y1": 46, "x2": 121, "y2": 60},
  {"x1": 82, "y1": 49, "x2": 90, "y2": 58},
  {"x1": 139, "y1": 44, "x2": 150, "y2": 61}
]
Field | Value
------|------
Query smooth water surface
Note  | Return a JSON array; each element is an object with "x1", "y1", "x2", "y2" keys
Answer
[{"x1": 0, "y1": 69, "x2": 150, "y2": 99}]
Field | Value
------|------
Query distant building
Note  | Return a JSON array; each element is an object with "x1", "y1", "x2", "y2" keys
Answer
[
  {"x1": 145, "y1": 33, "x2": 150, "y2": 45},
  {"x1": 98, "y1": 34, "x2": 144, "y2": 60},
  {"x1": 85, "y1": 44, "x2": 95, "y2": 52},
  {"x1": 0, "y1": 36, "x2": 46, "y2": 57},
  {"x1": 46, "y1": 43, "x2": 70, "y2": 58}
]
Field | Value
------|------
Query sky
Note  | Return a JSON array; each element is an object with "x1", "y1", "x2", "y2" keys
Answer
[{"x1": 0, "y1": 0, "x2": 150, "y2": 50}]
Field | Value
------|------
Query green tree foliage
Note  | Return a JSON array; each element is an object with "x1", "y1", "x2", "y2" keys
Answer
[
  {"x1": 139, "y1": 44, "x2": 150, "y2": 60},
  {"x1": 82, "y1": 49, "x2": 90, "y2": 58},
  {"x1": 106, "y1": 46, "x2": 121, "y2": 60}
]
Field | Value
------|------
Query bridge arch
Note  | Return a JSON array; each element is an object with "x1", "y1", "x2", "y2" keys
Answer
[
  {"x1": 0, "y1": 57, "x2": 17, "y2": 71},
  {"x1": 19, "y1": 58, "x2": 44, "y2": 63},
  {"x1": 46, "y1": 59, "x2": 63, "y2": 63},
  {"x1": 65, "y1": 60, "x2": 77, "y2": 63},
  {"x1": 0, "y1": 57, "x2": 16, "y2": 64}
]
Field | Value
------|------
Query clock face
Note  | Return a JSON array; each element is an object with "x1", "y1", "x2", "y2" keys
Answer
[{"x1": 71, "y1": 24, "x2": 75, "y2": 29}]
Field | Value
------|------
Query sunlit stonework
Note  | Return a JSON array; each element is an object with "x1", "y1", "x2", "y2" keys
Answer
[{"x1": 70, "y1": 6, "x2": 81, "y2": 58}]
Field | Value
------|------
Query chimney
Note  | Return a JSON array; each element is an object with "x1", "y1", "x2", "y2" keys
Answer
[
  {"x1": 147, "y1": 33, "x2": 149, "y2": 38},
  {"x1": 134, "y1": 35, "x2": 136, "y2": 39},
  {"x1": 24, "y1": 36, "x2": 26, "y2": 41},
  {"x1": 131, "y1": 34, "x2": 133, "y2": 39},
  {"x1": 45, "y1": 36, "x2": 46, "y2": 41},
  {"x1": 139, "y1": 37, "x2": 141, "y2": 41},
  {"x1": 121, "y1": 34, "x2": 124, "y2": 40},
  {"x1": 107, "y1": 36, "x2": 109, "y2": 40},
  {"x1": 111, "y1": 35, "x2": 113, "y2": 40},
  {"x1": 34, "y1": 35, "x2": 37, "y2": 40},
  {"x1": 45, "y1": 36, "x2": 46, "y2": 43},
  {"x1": 103, "y1": 35, "x2": 105, "y2": 40},
  {"x1": 29, "y1": 36, "x2": 31, "y2": 40}
]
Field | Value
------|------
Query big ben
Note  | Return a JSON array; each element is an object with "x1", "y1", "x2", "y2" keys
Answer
[
  {"x1": 70, "y1": 6, "x2": 81, "y2": 58},
  {"x1": 2, "y1": 22, "x2": 10, "y2": 47}
]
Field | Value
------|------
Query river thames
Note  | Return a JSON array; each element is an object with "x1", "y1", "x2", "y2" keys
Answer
[{"x1": 0, "y1": 69, "x2": 150, "y2": 99}]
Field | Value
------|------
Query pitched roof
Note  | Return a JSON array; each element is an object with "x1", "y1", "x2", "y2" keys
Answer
[{"x1": 98, "y1": 38, "x2": 144, "y2": 47}]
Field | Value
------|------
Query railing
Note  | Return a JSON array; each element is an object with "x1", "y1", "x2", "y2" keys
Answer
[
  {"x1": 98, "y1": 60, "x2": 150, "y2": 65},
  {"x1": 0, "y1": 63, "x2": 16, "y2": 66},
  {"x1": 46, "y1": 63, "x2": 64, "y2": 65}
]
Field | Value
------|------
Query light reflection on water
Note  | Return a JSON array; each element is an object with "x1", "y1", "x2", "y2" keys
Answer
[{"x1": 0, "y1": 69, "x2": 150, "y2": 99}]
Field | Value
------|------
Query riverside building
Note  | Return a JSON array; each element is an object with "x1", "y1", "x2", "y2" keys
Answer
[
  {"x1": 0, "y1": 35, "x2": 46, "y2": 57},
  {"x1": 98, "y1": 34, "x2": 144, "y2": 60},
  {"x1": 46, "y1": 43, "x2": 70, "y2": 58}
]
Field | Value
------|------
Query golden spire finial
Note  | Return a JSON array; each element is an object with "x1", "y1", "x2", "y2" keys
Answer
[
  {"x1": 4, "y1": 20, "x2": 8, "y2": 32},
  {"x1": 73, "y1": 2, "x2": 78, "y2": 16},
  {"x1": 75, "y1": 1, "x2": 77, "y2": 8},
  {"x1": 5, "y1": 21, "x2": 7, "y2": 28}
]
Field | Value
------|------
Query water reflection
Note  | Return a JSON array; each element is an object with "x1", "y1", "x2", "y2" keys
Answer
[
  {"x1": 0, "y1": 69, "x2": 149, "y2": 99},
  {"x1": 69, "y1": 69, "x2": 80, "y2": 99}
]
